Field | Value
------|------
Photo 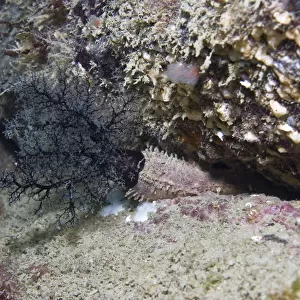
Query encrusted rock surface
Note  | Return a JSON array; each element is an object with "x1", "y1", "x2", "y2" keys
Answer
[
  {"x1": 111, "y1": 0, "x2": 300, "y2": 189},
  {"x1": 1, "y1": 0, "x2": 300, "y2": 189},
  {"x1": 1, "y1": 191, "x2": 300, "y2": 299},
  {"x1": 1, "y1": 2, "x2": 300, "y2": 299}
]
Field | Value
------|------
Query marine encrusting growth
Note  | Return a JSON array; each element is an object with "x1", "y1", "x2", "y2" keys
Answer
[{"x1": 0, "y1": 0, "x2": 300, "y2": 192}]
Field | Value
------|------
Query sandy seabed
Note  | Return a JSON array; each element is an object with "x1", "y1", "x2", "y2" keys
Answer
[{"x1": 0, "y1": 191, "x2": 300, "y2": 300}]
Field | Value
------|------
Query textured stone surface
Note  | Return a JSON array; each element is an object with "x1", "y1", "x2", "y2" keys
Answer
[
  {"x1": 104, "y1": 0, "x2": 300, "y2": 189},
  {"x1": 1, "y1": 0, "x2": 300, "y2": 189},
  {"x1": 1, "y1": 191, "x2": 300, "y2": 299}
]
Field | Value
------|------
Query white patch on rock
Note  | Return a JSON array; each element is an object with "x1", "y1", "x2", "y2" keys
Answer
[{"x1": 134, "y1": 202, "x2": 157, "y2": 222}]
